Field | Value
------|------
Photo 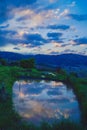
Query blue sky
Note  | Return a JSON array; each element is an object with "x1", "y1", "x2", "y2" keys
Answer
[{"x1": 0, "y1": 0, "x2": 87, "y2": 55}]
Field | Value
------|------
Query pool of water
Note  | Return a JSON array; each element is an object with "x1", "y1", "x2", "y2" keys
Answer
[{"x1": 13, "y1": 80, "x2": 80, "y2": 125}]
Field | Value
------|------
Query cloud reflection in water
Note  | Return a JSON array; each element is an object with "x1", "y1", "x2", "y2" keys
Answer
[{"x1": 13, "y1": 80, "x2": 80, "y2": 124}]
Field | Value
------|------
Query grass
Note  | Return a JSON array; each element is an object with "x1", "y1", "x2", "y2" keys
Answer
[
  {"x1": 0, "y1": 66, "x2": 87, "y2": 130},
  {"x1": 0, "y1": 66, "x2": 28, "y2": 129},
  {"x1": 67, "y1": 75, "x2": 87, "y2": 126}
]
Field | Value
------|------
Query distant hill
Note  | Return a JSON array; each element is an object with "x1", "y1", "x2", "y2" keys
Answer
[
  {"x1": 0, "y1": 51, "x2": 87, "y2": 67},
  {"x1": 0, "y1": 51, "x2": 31, "y2": 61},
  {"x1": 0, "y1": 51, "x2": 87, "y2": 77}
]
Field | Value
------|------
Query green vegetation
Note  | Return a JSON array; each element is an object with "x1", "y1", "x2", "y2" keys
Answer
[
  {"x1": 0, "y1": 66, "x2": 29, "y2": 129},
  {"x1": 0, "y1": 65, "x2": 87, "y2": 130},
  {"x1": 19, "y1": 58, "x2": 35, "y2": 69},
  {"x1": 0, "y1": 58, "x2": 7, "y2": 66},
  {"x1": 67, "y1": 74, "x2": 87, "y2": 126}
]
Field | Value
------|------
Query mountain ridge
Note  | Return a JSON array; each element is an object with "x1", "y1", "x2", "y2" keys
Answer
[{"x1": 0, "y1": 51, "x2": 87, "y2": 67}]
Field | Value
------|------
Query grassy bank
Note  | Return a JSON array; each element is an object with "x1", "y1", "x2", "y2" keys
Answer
[
  {"x1": 0, "y1": 66, "x2": 86, "y2": 130},
  {"x1": 67, "y1": 75, "x2": 87, "y2": 126},
  {"x1": 0, "y1": 66, "x2": 30, "y2": 129}
]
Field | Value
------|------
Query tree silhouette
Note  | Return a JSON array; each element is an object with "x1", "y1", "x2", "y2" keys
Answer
[{"x1": 20, "y1": 58, "x2": 35, "y2": 69}]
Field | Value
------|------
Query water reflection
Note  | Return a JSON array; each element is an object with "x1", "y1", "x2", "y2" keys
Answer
[{"x1": 13, "y1": 80, "x2": 80, "y2": 124}]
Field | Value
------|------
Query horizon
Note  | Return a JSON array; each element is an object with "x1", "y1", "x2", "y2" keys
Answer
[
  {"x1": 0, "y1": 51, "x2": 87, "y2": 57},
  {"x1": 0, "y1": 0, "x2": 87, "y2": 55}
]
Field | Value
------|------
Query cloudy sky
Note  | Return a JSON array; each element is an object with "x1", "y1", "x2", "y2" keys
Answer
[{"x1": 0, "y1": 0, "x2": 87, "y2": 55}]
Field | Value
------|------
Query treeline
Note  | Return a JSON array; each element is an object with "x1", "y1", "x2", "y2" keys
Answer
[{"x1": 0, "y1": 57, "x2": 35, "y2": 69}]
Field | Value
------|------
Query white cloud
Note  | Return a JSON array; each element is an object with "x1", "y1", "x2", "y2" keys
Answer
[
  {"x1": 68, "y1": 1, "x2": 76, "y2": 7},
  {"x1": 60, "y1": 9, "x2": 69, "y2": 17}
]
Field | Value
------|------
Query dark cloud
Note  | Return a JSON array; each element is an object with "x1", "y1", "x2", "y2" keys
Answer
[
  {"x1": 47, "y1": 90, "x2": 62, "y2": 96},
  {"x1": 47, "y1": 32, "x2": 63, "y2": 43},
  {"x1": 61, "y1": 44, "x2": 69, "y2": 47},
  {"x1": 47, "y1": 24, "x2": 70, "y2": 30},
  {"x1": 47, "y1": 32, "x2": 62, "y2": 38},
  {"x1": 0, "y1": 30, "x2": 48, "y2": 47},
  {"x1": 23, "y1": 33, "x2": 47, "y2": 45},
  {"x1": 48, "y1": 51, "x2": 59, "y2": 55},
  {"x1": 16, "y1": 15, "x2": 31, "y2": 22},
  {"x1": 0, "y1": 30, "x2": 26, "y2": 46},
  {"x1": 0, "y1": 30, "x2": 17, "y2": 35},
  {"x1": 25, "y1": 87, "x2": 44, "y2": 95},
  {"x1": 0, "y1": 24, "x2": 9, "y2": 29},
  {"x1": 67, "y1": 14, "x2": 87, "y2": 21},
  {"x1": 74, "y1": 37, "x2": 87, "y2": 45},
  {"x1": 0, "y1": 0, "x2": 37, "y2": 24},
  {"x1": 0, "y1": 36, "x2": 25, "y2": 46},
  {"x1": 13, "y1": 47, "x2": 21, "y2": 50},
  {"x1": 62, "y1": 49, "x2": 77, "y2": 54}
]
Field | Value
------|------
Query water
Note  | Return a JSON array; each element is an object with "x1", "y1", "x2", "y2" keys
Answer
[{"x1": 13, "y1": 80, "x2": 80, "y2": 125}]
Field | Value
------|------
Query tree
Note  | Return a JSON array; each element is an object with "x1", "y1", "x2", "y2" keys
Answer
[
  {"x1": 9, "y1": 61, "x2": 20, "y2": 66},
  {"x1": 56, "y1": 67, "x2": 66, "y2": 75},
  {"x1": 0, "y1": 58, "x2": 7, "y2": 66},
  {"x1": 20, "y1": 58, "x2": 35, "y2": 69}
]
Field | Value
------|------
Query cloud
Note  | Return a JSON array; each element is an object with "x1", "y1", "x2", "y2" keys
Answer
[
  {"x1": 16, "y1": 9, "x2": 35, "y2": 22},
  {"x1": 47, "y1": 32, "x2": 62, "y2": 38},
  {"x1": 0, "y1": 24, "x2": 9, "y2": 29},
  {"x1": 59, "y1": 9, "x2": 69, "y2": 17},
  {"x1": 16, "y1": 15, "x2": 30, "y2": 22},
  {"x1": 47, "y1": 32, "x2": 63, "y2": 43},
  {"x1": 15, "y1": 8, "x2": 58, "y2": 29},
  {"x1": 74, "y1": 37, "x2": 87, "y2": 45},
  {"x1": 43, "y1": 0, "x2": 59, "y2": 10},
  {"x1": 49, "y1": 0, "x2": 58, "y2": 3},
  {"x1": 0, "y1": 0, "x2": 87, "y2": 55},
  {"x1": 0, "y1": 30, "x2": 17, "y2": 36},
  {"x1": 0, "y1": 29, "x2": 48, "y2": 47},
  {"x1": 62, "y1": 49, "x2": 77, "y2": 53},
  {"x1": 0, "y1": 36, "x2": 26, "y2": 47},
  {"x1": 0, "y1": 0, "x2": 37, "y2": 24},
  {"x1": 13, "y1": 47, "x2": 21, "y2": 50},
  {"x1": 15, "y1": 8, "x2": 61, "y2": 28},
  {"x1": 47, "y1": 24, "x2": 70, "y2": 30},
  {"x1": 0, "y1": 30, "x2": 36, "y2": 48},
  {"x1": 67, "y1": 14, "x2": 87, "y2": 21},
  {"x1": 0, "y1": 30, "x2": 19, "y2": 46},
  {"x1": 45, "y1": 49, "x2": 59, "y2": 55},
  {"x1": 23, "y1": 33, "x2": 47, "y2": 45}
]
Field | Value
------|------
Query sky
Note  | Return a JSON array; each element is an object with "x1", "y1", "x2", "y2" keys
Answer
[{"x1": 0, "y1": 0, "x2": 87, "y2": 55}]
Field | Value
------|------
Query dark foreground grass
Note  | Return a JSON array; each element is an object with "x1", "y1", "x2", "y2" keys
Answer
[
  {"x1": 68, "y1": 76, "x2": 87, "y2": 127},
  {"x1": 0, "y1": 66, "x2": 86, "y2": 130}
]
